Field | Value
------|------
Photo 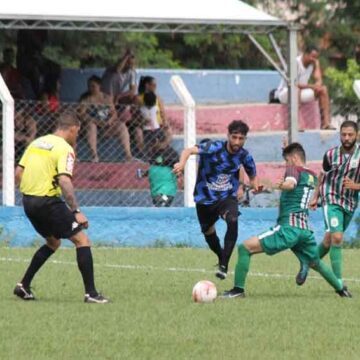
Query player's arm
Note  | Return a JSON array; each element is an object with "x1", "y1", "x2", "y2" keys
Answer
[
  {"x1": 173, "y1": 146, "x2": 199, "y2": 176},
  {"x1": 278, "y1": 166, "x2": 299, "y2": 191},
  {"x1": 58, "y1": 175, "x2": 89, "y2": 228},
  {"x1": 343, "y1": 177, "x2": 360, "y2": 191},
  {"x1": 242, "y1": 153, "x2": 261, "y2": 192},
  {"x1": 15, "y1": 165, "x2": 24, "y2": 187}
]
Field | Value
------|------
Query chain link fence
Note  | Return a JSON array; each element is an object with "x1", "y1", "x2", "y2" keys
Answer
[{"x1": 1, "y1": 99, "x2": 185, "y2": 206}]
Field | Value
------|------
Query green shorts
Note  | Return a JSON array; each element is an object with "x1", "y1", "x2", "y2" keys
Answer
[
  {"x1": 259, "y1": 224, "x2": 318, "y2": 265},
  {"x1": 323, "y1": 204, "x2": 354, "y2": 233}
]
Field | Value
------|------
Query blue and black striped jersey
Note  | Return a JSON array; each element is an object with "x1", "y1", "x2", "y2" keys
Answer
[{"x1": 194, "y1": 140, "x2": 256, "y2": 204}]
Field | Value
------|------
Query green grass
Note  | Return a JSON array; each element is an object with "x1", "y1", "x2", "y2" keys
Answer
[{"x1": 1, "y1": 247, "x2": 360, "y2": 360}]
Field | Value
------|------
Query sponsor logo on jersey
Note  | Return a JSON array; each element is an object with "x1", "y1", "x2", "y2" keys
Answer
[
  {"x1": 66, "y1": 153, "x2": 75, "y2": 173},
  {"x1": 72, "y1": 222, "x2": 79, "y2": 231},
  {"x1": 207, "y1": 174, "x2": 233, "y2": 191}
]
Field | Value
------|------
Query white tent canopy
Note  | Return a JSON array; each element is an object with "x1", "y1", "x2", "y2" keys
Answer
[{"x1": 0, "y1": 0, "x2": 287, "y2": 32}]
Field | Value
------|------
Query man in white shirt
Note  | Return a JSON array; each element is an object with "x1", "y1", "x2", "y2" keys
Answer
[{"x1": 276, "y1": 45, "x2": 333, "y2": 130}]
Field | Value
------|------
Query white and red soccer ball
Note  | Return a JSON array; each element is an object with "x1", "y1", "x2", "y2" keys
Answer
[{"x1": 192, "y1": 280, "x2": 217, "y2": 303}]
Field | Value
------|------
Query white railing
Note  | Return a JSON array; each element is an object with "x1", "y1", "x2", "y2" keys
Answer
[
  {"x1": 170, "y1": 75, "x2": 196, "y2": 207},
  {"x1": 0, "y1": 74, "x2": 15, "y2": 206}
]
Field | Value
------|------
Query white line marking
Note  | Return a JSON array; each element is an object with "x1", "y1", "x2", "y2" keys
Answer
[{"x1": 1, "y1": 256, "x2": 360, "y2": 283}]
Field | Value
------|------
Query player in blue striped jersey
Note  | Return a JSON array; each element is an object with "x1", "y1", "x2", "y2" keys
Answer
[{"x1": 174, "y1": 120, "x2": 260, "y2": 279}]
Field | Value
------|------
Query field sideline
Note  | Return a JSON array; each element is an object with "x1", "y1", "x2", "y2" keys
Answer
[{"x1": 1, "y1": 247, "x2": 360, "y2": 360}]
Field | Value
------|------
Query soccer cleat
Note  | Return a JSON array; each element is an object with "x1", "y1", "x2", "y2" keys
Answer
[
  {"x1": 336, "y1": 286, "x2": 352, "y2": 298},
  {"x1": 295, "y1": 262, "x2": 309, "y2": 286},
  {"x1": 13, "y1": 283, "x2": 35, "y2": 300},
  {"x1": 221, "y1": 287, "x2": 245, "y2": 299},
  {"x1": 84, "y1": 293, "x2": 110, "y2": 304},
  {"x1": 215, "y1": 265, "x2": 227, "y2": 280}
]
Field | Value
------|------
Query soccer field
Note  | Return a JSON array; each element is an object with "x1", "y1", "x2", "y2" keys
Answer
[{"x1": 1, "y1": 247, "x2": 360, "y2": 360}]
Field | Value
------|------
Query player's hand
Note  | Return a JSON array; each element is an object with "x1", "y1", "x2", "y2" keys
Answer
[
  {"x1": 308, "y1": 197, "x2": 318, "y2": 210},
  {"x1": 173, "y1": 162, "x2": 185, "y2": 176},
  {"x1": 75, "y1": 212, "x2": 89, "y2": 229},
  {"x1": 343, "y1": 177, "x2": 358, "y2": 190},
  {"x1": 237, "y1": 186, "x2": 245, "y2": 201},
  {"x1": 251, "y1": 184, "x2": 264, "y2": 194}
]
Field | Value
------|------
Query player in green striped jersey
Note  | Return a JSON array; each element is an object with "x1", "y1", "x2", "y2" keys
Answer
[
  {"x1": 222, "y1": 143, "x2": 350, "y2": 299},
  {"x1": 296, "y1": 121, "x2": 360, "y2": 288}
]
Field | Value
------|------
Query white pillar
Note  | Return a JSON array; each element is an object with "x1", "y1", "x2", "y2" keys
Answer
[
  {"x1": 288, "y1": 25, "x2": 299, "y2": 143},
  {"x1": 0, "y1": 74, "x2": 15, "y2": 206},
  {"x1": 170, "y1": 75, "x2": 196, "y2": 207}
]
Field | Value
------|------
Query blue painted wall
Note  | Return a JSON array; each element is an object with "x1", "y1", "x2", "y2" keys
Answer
[
  {"x1": 0, "y1": 207, "x2": 358, "y2": 247},
  {"x1": 60, "y1": 68, "x2": 281, "y2": 104}
]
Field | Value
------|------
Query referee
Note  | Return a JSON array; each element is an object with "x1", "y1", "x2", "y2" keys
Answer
[{"x1": 14, "y1": 112, "x2": 109, "y2": 304}]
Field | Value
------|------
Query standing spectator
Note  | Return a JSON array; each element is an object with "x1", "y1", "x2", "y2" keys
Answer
[
  {"x1": 0, "y1": 48, "x2": 24, "y2": 99},
  {"x1": 79, "y1": 75, "x2": 133, "y2": 162},
  {"x1": 101, "y1": 50, "x2": 137, "y2": 105},
  {"x1": 135, "y1": 76, "x2": 171, "y2": 153},
  {"x1": 276, "y1": 45, "x2": 334, "y2": 130},
  {"x1": 15, "y1": 107, "x2": 37, "y2": 162}
]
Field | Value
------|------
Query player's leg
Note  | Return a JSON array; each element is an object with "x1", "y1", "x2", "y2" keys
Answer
[
  {"x1": 216, "y1": 198, "x2": 240, "y2": 279},
  {"x1": 69, "y1": 231, "x2": 108, "y2": 303},
  {"x1": 222, "y1": 225, "x2": 287, "y2": 298},
  {"x1": 14, "y1": 236, "x2": 60, "y2": 300},
  {"x1": 196, "y1": 204, "x2": 222, "y2": 267}
]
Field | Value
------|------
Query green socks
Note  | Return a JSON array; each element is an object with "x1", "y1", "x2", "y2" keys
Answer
[
  {"x1": 234, "y1": 244, "x2": 251, "y2": 289},
  {"x1": 313, "y1": 260, "x2": 342, "y2": 291},
  {"x1": 318, "y1": 242, "x2": 330, "y2": 259},
  {"x1": 330, "y1": 245, "x2": 343, "y2": 286}
]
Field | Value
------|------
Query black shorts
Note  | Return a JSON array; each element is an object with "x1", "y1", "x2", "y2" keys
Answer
[
  {"x1": 23, "y1": 195, "x2": 82, "y2": 239},
  {"x1": 196, "y1": 197, "x2": 240, "y2": 233}
]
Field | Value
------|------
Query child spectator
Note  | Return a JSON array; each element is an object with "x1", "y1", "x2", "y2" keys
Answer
[{"x1": 138, "y1": 132, "x2": 179, "y2": 207}]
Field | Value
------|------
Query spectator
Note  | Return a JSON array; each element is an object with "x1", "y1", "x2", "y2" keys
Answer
[
  {"x1": 14, "y1": 107, "x2": 37, "y2": 162},
  {"x1": 0, "y1": 48, "x2": 24, "y2": 99},
  {"x1": 101, "y1": 50, "x2": 137, "y2": 105},
  {"x1": 135, "y1": 76, "x2": 172, "y2": 153},
  {"x1": 79, "y1": 75, "x2": 133, "y2": 162},
  {"x1": 276, "y1": 45, "x2": 334, "y2": 130},
  {"x1": 138, "y1": 131, "x2": 179, "y2": 207}
]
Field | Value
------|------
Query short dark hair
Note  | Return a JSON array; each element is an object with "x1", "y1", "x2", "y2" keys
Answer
[
  {"x1": 228, "y1": 120, "x2": 249, "y2": 136},
  {"x1": 88, "y1": 75, "x2": 102, "y2": 85},
  {"x1": 143, "y1": 91, "x2": 157, "y2": 107},
  {"x1": 282, "y1": 142, "x2": 306, "y2": 162},
  {"x1": 340, "y1": 120, "x2": 358, "y2": 132},
  {"x1": 56, "y1": 112, "x2": 80, "y2": 130},
  {"x1": 304, "y1": 44, "x2": 319, "y2": 54},
  {"x1": 138, "y1": 76, "x2": 155, "y2": 94}
]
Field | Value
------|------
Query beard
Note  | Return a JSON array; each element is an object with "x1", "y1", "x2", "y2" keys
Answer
[
  {"x1": 229, "y1": 144, "x2": 241, "y2": 153},
  {"x1": 342, "y1": 139, "x2": 357, "y2": 151}
]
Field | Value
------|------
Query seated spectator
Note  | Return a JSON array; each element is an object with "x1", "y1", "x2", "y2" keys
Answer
[
  {"x1": 134, "y1": 76, "x2": 172, "y2": 154},
  {"x1": 14, "y1": 107, "x2": 37, "y2": 162},
  {"x1": 275, "y1": 45, "x2": 334, "y2": 130},
  {"x1": 101, "y1": 49, "x2": 137, "y2": 106},
  {"x1": 79, "y1": 75, "x2": 133, "y2": 162},
  {"x1": 0, "y1": 48, "x2": 24, "y2": 99},
  {"x1": 138, "y1": 131, "x2": 179, "y2": 207}
]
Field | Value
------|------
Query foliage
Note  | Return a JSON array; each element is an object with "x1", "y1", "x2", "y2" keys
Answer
[{"x1": 325, "y1": 59, "x2": 360, "y2": 109}]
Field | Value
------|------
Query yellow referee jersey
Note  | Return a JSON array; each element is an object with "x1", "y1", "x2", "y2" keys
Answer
[{"x1": 19, "y1": 134, "x2": 75, "y2": 197}]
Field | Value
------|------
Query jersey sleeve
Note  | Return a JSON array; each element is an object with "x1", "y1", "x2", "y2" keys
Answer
[
  {"x1": 18, "y1": 146, "x2": 30, "y2": 167},
  {"x1": 197, "y1": 140, "x2": 221, "y2": 155},
  {"x1": 322, "y1": 153, "x2": 331, "y2": 172},
  {"x1": 56, "y1": 146, "x2": 76, "y2": 177},
  {"x1": 284, "y1": 166, "x2": 300, "y2": 185},
  {"x1": 242, "y1": 153, "x2": 257, "y2": 178}
]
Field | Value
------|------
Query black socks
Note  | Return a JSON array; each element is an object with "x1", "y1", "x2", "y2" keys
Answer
[
  {"x1": 21, "y1": 245, "x2": 55, "y2": 288},
  {"x1": 204, "y1": 232, "x2": 223, "y2": 263},
  {"x1": 76, "y1": 246, "x2": 97, "y2": 297},
  {"x1": 222, "y1": 220, "x2": 238, "y2": 270}
]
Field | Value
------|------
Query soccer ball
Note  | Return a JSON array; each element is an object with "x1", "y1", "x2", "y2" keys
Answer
[{"x1": 192, "y1": 280, "x2": 217, "y2": 303}]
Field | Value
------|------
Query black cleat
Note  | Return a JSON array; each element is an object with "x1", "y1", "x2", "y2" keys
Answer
[
  {"x1": 295, "y1": 263, "x2": 309, "y2": 286},
  {"x1": 215, "y1": 265, "x2": 227, "y2": 280},
  {"x1": 336, "y1": 286, "x2": 352, "y2": 298},
  {"x1": 84, "y1": 293, "x2": 110, "y2": 304},
  {"x1": 13, "y1": 283, "x2": 35, "y2": 300},
  {"x1": 221, "y1": 287, "x2": 245, "y2": 299}
]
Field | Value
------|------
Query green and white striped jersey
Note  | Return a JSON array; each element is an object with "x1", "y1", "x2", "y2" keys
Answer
[
  {"x1": 320, "y1": 144, "x2": 360, "y2": 213},
  {"x1": 278, "y1": 166, "x2": 318, "y2": 229}
]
